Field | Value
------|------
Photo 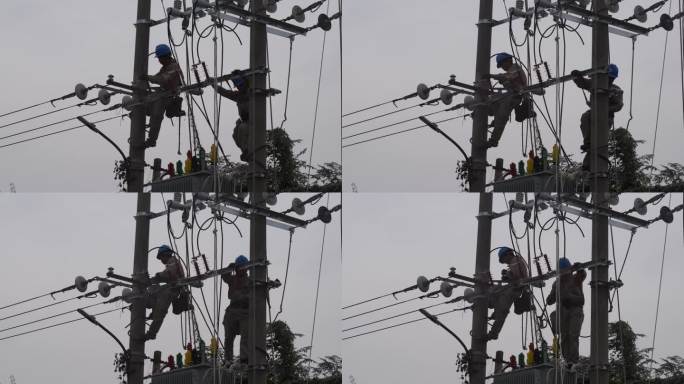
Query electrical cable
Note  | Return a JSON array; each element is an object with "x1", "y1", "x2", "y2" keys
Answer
[
  {"x1": 0, "y1": 99, "x2": 102, "y2": 131},
  {"x1": 342, "y1": 292, "x2": 439, "y2": 321}
]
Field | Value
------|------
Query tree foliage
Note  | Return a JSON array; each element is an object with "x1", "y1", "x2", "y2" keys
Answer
[{"x1": 267, "y1": 319, "x2": 342, "y2": 384}]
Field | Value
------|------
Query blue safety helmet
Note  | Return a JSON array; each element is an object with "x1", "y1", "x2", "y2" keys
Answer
[
  {"x1": 495, "y1": 52, "x2": 513, "y2": 68},
  {"x1": 607, "y1": 64, "x2": 619, "y2": 79},
  {"x1": 498, "y1": 246, "x2": 514, "y2": 262},
  {"x1": 157, "y1": 244, "x2": 173, "y2": 259},
  {"x1": 155, "y1": 44, "x2": 172, "y2": 58},
  {"x1": 559, "y1": 257, "x2": 572, "y2": 270},
  {"x1": 235, "y1": 255, "x2": 249, "y2": 266}
]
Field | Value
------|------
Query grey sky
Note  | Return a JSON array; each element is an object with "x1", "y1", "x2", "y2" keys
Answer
[
  {"x1": 342, "y1": 1, "x2": 684, "y2": 191},
  {"x1": 0, "y1": 192, "x2": 341, "y2": 383},
  {"x1": 342, "y1": 193, "x2": 683, "y2": 383},
  {"x1": 0, "y1": 0, "x2": 341, "y2": 192}
]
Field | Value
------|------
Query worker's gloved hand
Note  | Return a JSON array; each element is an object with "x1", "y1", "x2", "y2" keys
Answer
[
  {"x1": 501, "y1": 269, "x2": 510, "y2": 282},
  {"x1": 481, "y1": 73, "x2": 492, "y2": 79},
  {"x1": 571, "y1": 70, "x2": 582, "y2": 78},
  {"x1": 138, "y1": 74, "x2": 150, "y2": 82},
  {"x1": 228, "y1": 262, "x2": 236, "y2": 270}
]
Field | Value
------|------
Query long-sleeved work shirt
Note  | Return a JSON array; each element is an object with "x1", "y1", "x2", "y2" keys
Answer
[
  {"x1": 492, "y1": 64, "x2": 528, "y2": 93},
  {"x1": 148, "y1": 59, "x2": 184, "y2": 92},
  {"x1": 546, "y1": 278, "x2": 584, "y2": 308},
  {"x1": 217, "y1": 86, "x2": 249, "y2": 122},
  {"x1": 222, "y1": 272, "x2": 249, "y2": 308},
  {"x1": 572, "y1": 76, "x2": 624, "y2": 115},
  {"x1": 156, "y1": 256, "x2": 185, "y2": 284}
]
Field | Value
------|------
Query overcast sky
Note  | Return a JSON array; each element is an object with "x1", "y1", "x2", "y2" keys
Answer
[
  {"x1": 342, "y1": 193, "x2": 684, "y2": 384},
  {"x1": 0, "y1": 192, "x2": 341, "y2": 383},
  {"x1": 0, "y1": 0, "x2": 341, "y2": 192},
  {"x1": 342, "y1": 1, "x2": 684, "y2": 191}
]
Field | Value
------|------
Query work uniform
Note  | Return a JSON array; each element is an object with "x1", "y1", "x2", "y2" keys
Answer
[
  {"x1": 547, "y1": 277, "x2": 584, "y2": 364},
  {"x1": 147, "y1": 256, "x2": 185, "y2": 339},
  {"x1": 573, "y1": 76, "x2": 624, "y2": 169},
  {"x1": 488, "y1": 254, "x2": 529, "y2": 339},
  {"x1": 146, "y1": 59, "x2": 184, "y2": 146},
  {"x1": 488, "y1": 63, "x2": 528, "y2": 147},
  {"x1": 222, "y1": 271, "x2": 249, "y2": 363},
  {"x1": 217, "y1": 85, "x2": 250, "y2": 161}
]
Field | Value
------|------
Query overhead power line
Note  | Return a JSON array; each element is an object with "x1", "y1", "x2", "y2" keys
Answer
[
  {"x1": 343, "y1": 300, "x2": 465, "y2": 333},
  {"x1": 342, "y1": 306, "x2": 468, "y2": 341},
  {"x1": 0, "y1": 306, "x2": 128, "y2": 342},
  {"x1": 342, "y1": 107, "x2": 453, "y2": 140},
  {"x1": 342, "y1": 114, "x2": 470, "y2": 149},
  {"x1": 0, "y1": 106, "x2": 119, "y2": 142},
  {"x1": 0, "y1": 98, "x2": 103, "y2": 131},
  {"x1": 0, "y1": 115, "x2": 125, "y2": 150},
  {"x1": 0, "y1": 298, "x2": 119, "y2": 334}
]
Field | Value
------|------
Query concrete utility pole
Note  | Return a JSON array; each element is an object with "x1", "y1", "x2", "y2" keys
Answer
[
  {"x1": 468, "y1": 193, "x2": 493, "y2": 384},
  {"x1": 248, "y1": 0, "x2": 268, "y2": 383},
  {"x1": 127, "y1": 193, "x2": 152, "y2": 384},
  {"x1": 127, "y1": 0, "x2": 152, "y2": 192},
  {"x1": 590, "y1": 1, "x2": 611, "y2": 384},
  {"x1": 469, "y1": 0, "x2": 494, "y2": 192}
]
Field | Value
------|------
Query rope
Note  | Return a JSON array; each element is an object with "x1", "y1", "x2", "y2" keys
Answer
[
  {"x1": 306, "y1": 0, "x2": 332, "y2": 187},
  {"x1": 273, "y1": 230, "x2": 294, "y2": 322},
  {"x1": 649, "y1": 0, "x2": 675, "y2": 173},
  {"x1": 649, "y1": 194, "x2": 672, "y2": 372},
  {"x1": 307, "y1": 194, "x2": 330, "y2": 377}
]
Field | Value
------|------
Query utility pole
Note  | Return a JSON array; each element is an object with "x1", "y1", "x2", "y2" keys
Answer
[
  {"x1": 590, "y1": 1, "x2": 611, "y2": 384},
  {"x1": 469, "y1": 0, "x2": 494, "y2": 192},
  {"x1": 127, "y1": 193, "x2": 152, "y2": 384},
  {"x1": 125, "y1": 2, "x2": 153, "y2": 384},
  {"x1": 248, "y1": 0, "x2": 268, "y2": 383},
  {"x1": 468, "y1": 192, "x2": 493, "y2": 384},
  {"x1": 127, "y1": 0, "x2": 152, "y2": 192}
]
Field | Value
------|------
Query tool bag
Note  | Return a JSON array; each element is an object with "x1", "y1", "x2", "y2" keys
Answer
[
  {"x1": 513, "y1": 288, "x2": 534, "y2": 314},
  {"x1": 165, "y1": 96, "x2": 186, "y2": 118},
  {"x1": 514, "y1": 95, "x2": 536, "y2": 122},
  {"x1": 172, "y1": 287, "x2": 192, "y2": 314}
]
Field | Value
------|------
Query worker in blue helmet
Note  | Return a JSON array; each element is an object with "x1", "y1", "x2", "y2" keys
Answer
[
  {"x1": 214, "y1": 69, "x2": 251, "y2": 162},
  {"x1": 481, "y1": 53, "x2": 529, "y2": 148},
  {"x1": 145, "y1": 244, "x2": 186, "y2": 340},
  {"x1": 486, "y1": 246, "x2": 530, "y2": 341},
  {"x1": 546, "y1": 259, "x2": 586, "y2": 368},
  {"x1": 571, "y1": 63, "x2": 624, "y2": 171},
  {"x1": 221, "y1": 255, "x2": 250, "y2": 367},
  {"x1": 138, "y1": 43, "x2": 185, "y2": 148}
]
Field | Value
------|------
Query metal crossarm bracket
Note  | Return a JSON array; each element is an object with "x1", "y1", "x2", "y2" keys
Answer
[
  {"x1": 205, "y1": 194, "x2": 308, "y2": 230},
  {"x1": 207, "y1": 4, "x2": 308, "y2": 38}
]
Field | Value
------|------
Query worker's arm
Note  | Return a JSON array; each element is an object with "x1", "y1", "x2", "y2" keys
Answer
[
  {"x1": 216, "y1": 86, "x2": 240, "y2": 101},
  {"x1": 222, "y1": 264, "x2": 235, "y2": 284},
  {"x1": 571, "y1": 70, "x2": 591, "y2": 90},
  {"x1": 546, "y1": 282, "x2": 557, "y2": 305}
]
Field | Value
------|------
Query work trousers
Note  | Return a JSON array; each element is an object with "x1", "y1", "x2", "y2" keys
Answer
[
  {"x1": 232, "y1": 119, "x2": 250, "y2": 161},
  {"x1": 146, "y1": 97, "x2": 171, "y2": 144},
  {"x1": 147, "y1": 285, "x2": 177, "y2": 338},
  {"x1": 579, "y1": 110, "x2": 614, "y2": 169},
  {"x1": 223, "y1": 305, "x2": 249, "y2": 363},
  {"x1": 488, "y1": 93, "x2": 523, "y2": 146},
  {"x1": 549, "y1": 306, "x2": 584, "y2": 364},
  {"x1": 488, "y1": 286, "x2": 522, "y2": 339}
]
